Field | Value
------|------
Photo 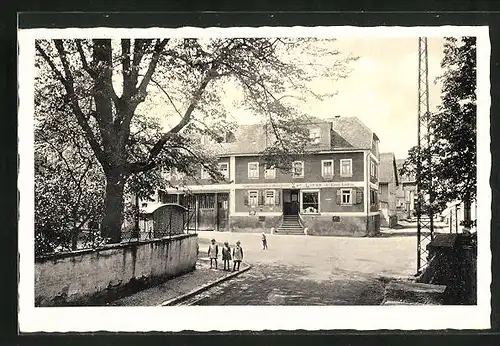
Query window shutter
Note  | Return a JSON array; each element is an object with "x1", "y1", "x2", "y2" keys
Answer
[
  {"x1": 259, "y1": 191, "x2": 265, "y2": 205},
  {"x1": 244, "y1": 192, "x2": 249, "y2": 206},
  {"x1": 356, "y1": 189, "x2": 363, "y2": 204},
  {"x1": 336, "y1": 189, "x2": 341, "y2": 205},
  {"x1": 275, "y1": 190, "x2": 280, "y2": 205}
]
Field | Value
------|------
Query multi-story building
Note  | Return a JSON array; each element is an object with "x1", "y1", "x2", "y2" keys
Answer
[
  {"x1": 378, "y1": 152, "x2": 399, "y2": 228},
  {"x1": 158, "y1": 116, "x2": 381, "y2": 236},
  {"x1": 395, "y1": 159, "x2": 417, "y2": 220}
]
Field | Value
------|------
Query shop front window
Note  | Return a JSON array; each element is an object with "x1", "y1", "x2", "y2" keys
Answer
[{"x1": 301, "y1": 191, "x2": 319, "y2": 213}]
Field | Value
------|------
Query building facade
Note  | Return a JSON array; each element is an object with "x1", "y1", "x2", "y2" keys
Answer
[
  {"x1": 395, "y1": 159, "x2": 417, "y2": 220},
  {"x1": 378, "y1": 153, "x2": 399, "y2": 228},
  {"x1": 158, "y1": 117, "x2": 381, "y2": 236}
]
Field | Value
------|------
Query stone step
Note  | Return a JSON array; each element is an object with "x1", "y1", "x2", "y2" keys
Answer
[
  {"x1": 275, "y1": 230, "x2": 304, "y2": 235},
  {"x1": 384, "y1": 281, "x2": 447, "y2": 305}
]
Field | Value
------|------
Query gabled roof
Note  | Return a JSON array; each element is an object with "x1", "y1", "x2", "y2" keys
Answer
[
  {"x1": 326, "y1": 116, "x2": 374, "y2": 150},
  {"x1": 203, "y1": 116, "x2": 376, "y2": 155},
  {"x1": 379, "y1": 152, "x2": 399, "y2": 185}
]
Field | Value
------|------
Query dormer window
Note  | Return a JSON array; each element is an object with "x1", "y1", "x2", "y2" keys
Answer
[{"x1": 309, "y1": 128, "x2": 321, "y2": 145}]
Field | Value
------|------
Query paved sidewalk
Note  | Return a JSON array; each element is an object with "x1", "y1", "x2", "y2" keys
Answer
[{"x1": 109, "y1": 258, "x2": 249, "y2": 306}]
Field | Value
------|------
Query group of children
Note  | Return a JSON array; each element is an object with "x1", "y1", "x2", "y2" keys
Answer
[
  {"x1": 208, "y1": 239, "x2": 244, "y2": 271},
  {"x1": 207, "y1": 232, "x2": 269, "y2": 271}
]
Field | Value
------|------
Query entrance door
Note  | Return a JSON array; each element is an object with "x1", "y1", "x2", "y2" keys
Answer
[
  {"x1": 216, "y1": 193, "x2": 229, "y2": 231},
  {"x1": 283, "y1": 189, "x2": 300, "y2": 215}
]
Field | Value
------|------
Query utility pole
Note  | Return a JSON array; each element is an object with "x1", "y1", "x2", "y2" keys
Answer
[{"x1": 416, "y1": 37, "x2": 435, "y2": 274}]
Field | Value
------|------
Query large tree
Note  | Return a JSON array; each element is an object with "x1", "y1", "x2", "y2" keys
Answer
[
  {"x1": 402, "y1": 37, "x2": 476, "y2": 224},
  {"x1": 35, "y1": 38, "x2": 356, "y2": 242}
]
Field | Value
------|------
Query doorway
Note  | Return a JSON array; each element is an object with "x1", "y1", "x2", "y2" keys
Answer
[{"x1": 283, "y1": 189, "x2": 300, "y2": 215}]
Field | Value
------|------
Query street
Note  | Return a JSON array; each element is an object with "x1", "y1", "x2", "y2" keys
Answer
[{"x1": 187, "y1": 230, "x2": 417, "y2": 305}]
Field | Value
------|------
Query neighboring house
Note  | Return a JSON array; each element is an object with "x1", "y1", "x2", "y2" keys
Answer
[
  {"x1": 159, "y1": 116, "x2": 381, "y2": 236},
  {"x1": 440, "y1": 200, "x2": 477, "y2": 233},
  {"x1": 395, "y1": 159, "x2": 417, "y2": 220},
  {"x1": 378, "y1": 153, "x2": 399, "y2": 228}
]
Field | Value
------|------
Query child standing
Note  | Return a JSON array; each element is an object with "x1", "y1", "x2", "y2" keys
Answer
[
  {"x1": 262, "y1": 232, "x2": 268, "y2": 250},
  {"x1": 208, "y1": 238, "x2": 219, "y2": 269},
  {"x1": 222, "y1": 242, "x2": 232, "y2": 271},
  {"x1": 232, "y1": 241, "x2": 244, "y2": 271}
]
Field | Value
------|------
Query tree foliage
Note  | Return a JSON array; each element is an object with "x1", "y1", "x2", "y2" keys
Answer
[
  {"x1": 401, "y1": 37, "x2": 476, "y2": 219},
  {"x1": 35, "y1": 37, "x2": 357, "y2": 242}
]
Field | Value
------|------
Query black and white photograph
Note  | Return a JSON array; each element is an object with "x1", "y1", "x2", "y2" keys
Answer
[{"x1": 18, "y1": 25, "x2": 491, "y2": 332}]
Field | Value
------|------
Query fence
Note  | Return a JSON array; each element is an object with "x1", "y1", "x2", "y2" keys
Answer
[{"x1": 36, "y1": 202, "x2": 199, "y2": 256}]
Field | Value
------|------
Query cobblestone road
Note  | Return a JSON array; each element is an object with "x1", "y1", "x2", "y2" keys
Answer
[{"x1": 185, "y1": 231, "x2": 417, "y2": 305}]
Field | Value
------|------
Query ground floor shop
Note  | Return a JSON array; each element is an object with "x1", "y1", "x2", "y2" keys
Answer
[{"x1": 161, "y1": 182, "x2": 380, "y2": 236}]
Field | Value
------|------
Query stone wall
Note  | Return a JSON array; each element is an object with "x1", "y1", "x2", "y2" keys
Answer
[
  {"x1": 417, "y1": 233, "x2": 477, "y2": 305},
  {"x1": 35, "y1": 233, "x2": 198, "y2": 306},
  {"x1": 302, "y1": 214, "x2": 380, "y2": 236},
  {"x1": 229, "y1": 215, "x2": 281, "y2": 233}
]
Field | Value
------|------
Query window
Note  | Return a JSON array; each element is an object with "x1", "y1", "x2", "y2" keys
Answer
[
  {"x1": 264, "y1": 166, "x2": 276, "y2": 179},
  {"x1": 301, "y1": 191, "x2": 319, "y2": 213},
  {"x1": 341, "y1": 189, "x2": 352, "y2": 205},
  {"x1": 158, "y1": 190, "x2": 179, "y2": 204},
  {"x1": 371, "y1": 189, "x2": 379, "y2": 206},
  {"x1": 370, "y1": 161, "x2": 377, "y2": 178},
  {"x1": 321, "y1": 160, "x2": 334, "y2": 178},
  {"x1": 265, "y1": 190, "x2": 275, "y2": 205},
  {"x1": 248, "y1": 162, "x2": 259, "y2": 179},
  {"x1": 309, "y1": 128, "x2": 321, "y2": 144},
  {"x1": 292, "y1": 161, "x2": 304, "y2": 178},
  {"x1": 340, "y1": 159, "x2": 353, "y2": 177},
  {"x1": 218, "y1": 163, "x2": 229, "y2": 180},
  {"x1": 165, "y1": 194, "x2": 179, "y2": 204},
  {"x1": 199, "y1": 194, "x2": 215, "y2": 209},
  {"x1": 248, "y1": 190, "x2": 259, "y2": 207},
  {"x1": 200, "y1": 167, "x2": 210, "y2": 179}
]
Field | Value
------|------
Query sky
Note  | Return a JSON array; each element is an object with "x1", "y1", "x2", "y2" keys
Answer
[
  {"x1": 219, "y1": 37, "x2": 446, "y2": 160},
  {"x1": 144, "y1": 36, "x2": 447, "y2": 160},
  {"x1": 319, "y1": 37, "x2": 445, "y2": 159}
]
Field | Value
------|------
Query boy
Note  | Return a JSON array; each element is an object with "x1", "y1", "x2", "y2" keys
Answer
[
  {"x1": 208, "y1": 238, "x2": 219, "y2": 269},
  {"x1": 262, "y1": 232, "x2": 268, "y2": 250},
  {"x1": 222, "y1": 242, "x2": 232, "y2": 271}
]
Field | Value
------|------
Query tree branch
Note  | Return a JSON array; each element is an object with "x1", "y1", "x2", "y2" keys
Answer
[
  {"x1": 135, "y1": 39, "x2": 170, "y2": 102},
  {"x1": 127, "y1": 67, "x2": 217, "y2": 174},
  {"x1": 35, "y1": 42, "x2": 66, "y2": 84},
  {"x1": 149, "y1": 76, "x2": 183, "y2": 118},
  {"x1": 75, "y1": 40, "x2": 97, "y2": 79},
  {"x1": 36, "y1": 40, "x2": 108, "y2": 168}
]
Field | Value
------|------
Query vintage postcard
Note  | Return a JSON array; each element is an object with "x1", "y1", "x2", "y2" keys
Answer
[{"x1": 18, "y1": 24, "x2": 491, "y2": 332}]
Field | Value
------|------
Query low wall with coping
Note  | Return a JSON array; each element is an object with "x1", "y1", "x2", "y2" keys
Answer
[
  {"x1": 416, "y1": 233, "x2": 477, "y2": 305},
  {"x1": 302, "y1": 214, "x2": 380, "y2": 237},
  {"x1": 229, "y1": 216, "x2": 281, "y2": 233},
  {"x1": 35, "y1": 233, "x2": 198, "y2": 306}
]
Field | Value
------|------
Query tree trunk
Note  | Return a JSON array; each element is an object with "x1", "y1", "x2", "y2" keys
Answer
[
  {"x1": 101, "y1": 171, "x2": 126, "y2": 243},
  {"x1": 463, "y1": 193, "x2": 472, "y2": 228},
  {"x1": 133, "y1": 193, "x2": 140, "y2": 239}
]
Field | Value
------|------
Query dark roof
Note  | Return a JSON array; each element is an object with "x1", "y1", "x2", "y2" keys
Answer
[
  {"x1": 326, "y1": 116, "x2": 374, "y2": 150},
  {"x1": 203, "y1": 116, "x2": 376, "y2": 155},
  {"x1": 379, "y1": 152, "x2": 399, "y2": 185}
]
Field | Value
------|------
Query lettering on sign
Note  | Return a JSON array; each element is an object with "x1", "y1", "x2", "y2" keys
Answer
[{"x1": 241, "y1": 181, "x2": 363, "y2": 189}]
